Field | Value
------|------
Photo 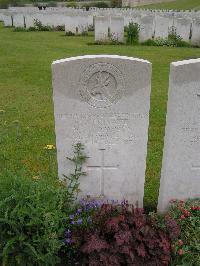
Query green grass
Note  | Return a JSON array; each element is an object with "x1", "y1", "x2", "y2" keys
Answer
[
  {"x1": 0, "y1": 24, "x2": 200, "y2": 209},
  {"x1": 139, "y1": 0, "x2": 200, "y2": 10}
]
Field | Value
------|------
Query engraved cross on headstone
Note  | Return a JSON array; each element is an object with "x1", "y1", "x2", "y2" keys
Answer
[{"x1": 86, "y1": 149, "x2": 119, "y2": 196}]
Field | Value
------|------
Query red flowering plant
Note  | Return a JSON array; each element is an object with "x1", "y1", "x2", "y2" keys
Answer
[
  {"x1": 65, "y1": 200, "x2": 172, "y2": 265},
  {"x1": 166, "y1": 198, "x2": 200, "y2": 265}
]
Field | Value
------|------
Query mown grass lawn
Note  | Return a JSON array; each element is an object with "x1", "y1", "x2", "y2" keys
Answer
[
  {"x1": 139, "y1": 0, "x2": 200, "y2": 10},
  {"x1": 0, "y1": 23, "x2": 200, "y2": 208}
]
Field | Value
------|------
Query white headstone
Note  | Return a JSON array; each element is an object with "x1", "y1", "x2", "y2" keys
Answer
[
  {"x1": 110, "y1": 16, "x2": 124, "y2": 42},
  {"x1": 65, "y1": 15, "x2": 77, "y2": 34},
  {"x1": 52, "y1": 55, "x2": 152, "y2": 206},
  {"x1": 76, "y1": 15, "x2": 89, "y2": 34},
  {"x1": 2, "y1": 12, "x2": 13, "y2": 27},
  {"x1": 175, "y1": 18, "x2": 191, "y2": 42},
  {"x1": 158, "y1": 59, "x2": 200, "y2": 212},
  {"x1": 13, "y1": 13, "x2": 24, "y2": 27},
  {"x1": 191, "y1": 19, "x2": 200, "y2": 46},
  {"x1": 139, "y1": 15, "x2": 154, "y2": 42},
  {"x1": 24, "y1": 13, "x2": 35, "y2": 28},
  {"x1": 95, "y1": 16, "x2": 109, "y2": 42},
  {"x1": 154, "y1": 15, "x2": 169, "y2": 39}
]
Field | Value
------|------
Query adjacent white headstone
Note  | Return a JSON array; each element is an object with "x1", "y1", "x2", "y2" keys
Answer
[
  {"x1": 191, "y1": 19, "x2": 200, "y2": 46},
  {"x1": 65, "y1": 16, "x2": 77, "y2": 34},
  {"x1": 52, "y1": 55, "x2": 152, "y2": 206},
  {"x1": 158, "y1": 59, "x2": 200, "y2": 212},
  {"x1": 2, "y1": 13, "x2": 13, "y2": 27},
  {"x1": 95, "y1": 16, "x2": 109, "y2": 42},
  {"x1": 154, "y1": 15, "x2": 169, "y2": 39},
  {"x1": 139, "y1": 15, "x2": 154, "y2": 42},
  {"x1": 13, "y1": 13, "x2": 25, "y2": 27},
  {"x1": 175, "y1": 18, "x2": 191, "y2": 42},
  {"x1": 110, "y1": 16, "x2": 124, "y2": 42}
]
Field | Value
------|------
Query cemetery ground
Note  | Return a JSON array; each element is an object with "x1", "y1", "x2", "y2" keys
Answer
[
  {"x1": 139, "y1": 0, "x2": 200, "y2": 10},
  {"x1": 1, "y1": 22, "x2": 200, "y2": 208},
  {"x1": 0, "y1": 23, "x2": 200, "y2": 265}
]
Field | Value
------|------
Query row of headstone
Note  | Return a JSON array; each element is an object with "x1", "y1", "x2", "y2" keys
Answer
[
  {"x1": 95, "y1": 16, "x2": 124, "y2": 42},
  {"x1": 1, "y1": 8, "x2": 199, "y2": 45},
  {"x1": 94, "y1": 14, "x2": 199, "y2": 44},
  {"x1": 3, "y1": 6, "x2": 200, "y2": 18},
  {"x1": 52, "y1": 55, "x2": 200, "y2": 213}
]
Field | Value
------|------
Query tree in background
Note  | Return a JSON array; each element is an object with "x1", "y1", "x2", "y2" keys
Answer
[{"x1": 111, "y1": 0, "x2": 122, "y2": 8}]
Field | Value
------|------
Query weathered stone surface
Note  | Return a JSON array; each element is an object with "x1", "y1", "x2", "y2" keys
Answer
[
  {"x1": 158, "y1": 59, "x2": 200, "y2": 212},
  {"x1": 191, "y1": 19, "x2": 200, "y2": 45},
  {"x1": 12, "y1": 13, "x2": 25, "y2": 27},
  {"x1": 139, "y1": 15, "x2": 154, "y2": 42},
  {"x1": 154, "y1": 15, "x2": 169, "y2": 39},
  {"x1": 110, "y1": 16, "x2": 124, "y2": 42},
  {"x1": 65, "y1": 15, "x2": 77, "y2": 34},
  {"x1": 95, "y1": 16, "x2": 109, "y2": 42},
  {"x1": 52, "y1": 55, "x2": 151, "y2": 206},
  {"x1": 175, "y1": 17, "x2": 191, "y2": 42}
]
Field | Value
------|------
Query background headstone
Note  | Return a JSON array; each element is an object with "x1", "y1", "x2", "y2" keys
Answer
[
  {"x1": 65, "y1": 15, "x2": 77, "y2": 34},
  {"x1": 154, "y1": 15, "x2": 169, "y2": 39},
  {"x1": 175, "y1": 17, "x2": 191, "y2": 42},
  {"x1": 95, "y1": 16, "x2": 109, "y2": 42},
  {"x1": 52, "y1": 55, "x2": 152, "y2": 206},
  {"x1": 191, "y1": 19, "x2": 200, "y2": 46},
  {"x1": 139, "y1": 15, "x2": 155, "y2": 42},
  {"x1": 110, "y1": 16, "x2": 124, "y2": 42},
  {"x1": 158, "y1": 59, "x2": 200, "y2": 212}
]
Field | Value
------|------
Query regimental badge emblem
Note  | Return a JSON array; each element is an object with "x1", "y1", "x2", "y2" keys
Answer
[{"x1": 80, "y1": 63, "x2": 125, "y2": 108}]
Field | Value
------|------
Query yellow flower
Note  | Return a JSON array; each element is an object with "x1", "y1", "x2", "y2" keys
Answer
[
  {"x1": 32, "y1": 176, "x2": 40, "y2": 180},
  {"x1": 44, "y1": 144, "x2": 55, "y2": 150}
]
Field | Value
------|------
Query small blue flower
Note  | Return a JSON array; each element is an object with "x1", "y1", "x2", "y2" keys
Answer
[
  {"x1": 69, "y1": 214, "x2": 74, "y2": 220},
  {"x1": 64, "y1": 229, "x2": 71, "y2": 237},
  {"x1": 77, "y1": 208, "x2": 82, "y2": 214},
  {"x1": 64, "y1": 238, "x2": 71, "y2": 244},
  {"x1": 77, "y1": 218, "x2": 83, "y2": 225},
  {"x1": 70, "y1": 220, "x2": 75, "y2": 225}
]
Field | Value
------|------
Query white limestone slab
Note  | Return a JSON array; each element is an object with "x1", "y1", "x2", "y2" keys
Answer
[
  {"x1": 191, "y1": 19, "x2": 200, "y2": 46},
  {"x1": 110, "y1": 16, "x2": 124, "y2": 42},
  {"x1": 65, "y1": 15, "x2": 77, "y2": 34},
  {"x1": 95, "y1": 16, "x2": 109, "y2": 42},
  {"x1": 175, "y1": 17, "x2": 191, "y2": 42},
  {"x1": 52, "y1": 55, "x2": 152, "y2": 206},
  {"x1": 158, "y1": 59, "x2": 200, "y2": 212},
  {"x1": 154, "y1": 15, "x2": 169, "y2": 39},
  {"x1": 13, "y1": 13, "x2": 24, "y2": 27},
  {"x1": 139, "y1": 15, "x2": 154, "y2": 42}
]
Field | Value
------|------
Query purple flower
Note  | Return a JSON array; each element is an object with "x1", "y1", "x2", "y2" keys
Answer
[
  {"x1": 64, "y1": 238, "x2": 71, "y2": 244},
  {"x1": 77, "y1": 218, "x2": 83, "y2": 225},
  {"x1": 69, "y1": 214, "x2": 74, "y2": 220},
  {"x1": 70, "y1": 220, "x2": 75, "y2": 225},
  {"x1": 64, "y1": 229, "x2": 71, "y2": 237},
  {"x1": 77, "y1": 208, "x2": 82, "y2": 214}
]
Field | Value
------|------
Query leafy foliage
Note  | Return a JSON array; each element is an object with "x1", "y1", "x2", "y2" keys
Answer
[
  {"x1": 90, "y1": 1, "x2": 109, "y2": 8},
  {"x1": 0, "y1": 173, "x2": 68, "y2": 265},
  {"x1": 142, "y1": 28, "x2": 191, "y2": 47},
  {"x1": 126, "y1": 22, "x2": 140, "y2": 45},
  {"x1": 32, "y1": 19, "x2": 53, "y2": 31},
  {"x1": 0, "y1": 0, "x2": 9, "y2": 8},
  {"x1": 110, "y1": 0, "x2": 122, "y2": 8},
  {"x1": 0, "y1": 143, "x2": 87, "y2": 265},
  {"x1": 63, "y1": 142, "x2": 88, "y2": 201},
  {"x1": 67, "y1": 201, "x2": 171, "y2": 265}
]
